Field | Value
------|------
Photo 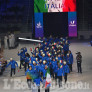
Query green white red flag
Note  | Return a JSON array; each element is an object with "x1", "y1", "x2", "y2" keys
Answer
[{"x1": 45, "y1": 68, "x2": 51, "y2": 88}]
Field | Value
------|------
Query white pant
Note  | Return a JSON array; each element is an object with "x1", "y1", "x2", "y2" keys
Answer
[
  {"x1": 32, "y1": 84, "x2": 38, "y2": 92},
  {"x1": 11, "y1": 38, "x2": 15, "y2": 47},
  {"x1": 9, "y1": 39, "x2": 12, "y2": 47},
  {"x1": 4, "y1": 40, "x2": 8, "y2": 49}
]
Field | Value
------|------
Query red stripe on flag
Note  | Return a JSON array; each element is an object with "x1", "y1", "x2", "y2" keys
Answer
[{"x1": 45, "y1": 81, "x2": 50, "y2": 88}]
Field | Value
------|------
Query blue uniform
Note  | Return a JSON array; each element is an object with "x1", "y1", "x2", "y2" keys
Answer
[
  {"x1": 66, "y1": 55, "x2": 73, "y2": 72},
  {"x1": 24, "y1": 57, "x2": 30, "y2": 63},
  {"x1": 63, "y1": 64, "x2": 70, "y2": 75},
  {"x1": 29, "y1": 63, "x2": 39, "y2": 71},
  {"x1": 38, "y1": 54, "x2": 48, "y2": 61},
  {"x1": 53, "y1": 64, "x2": 58, "y2": 73},
  {"x1": 40, "y1": 68, "x2": 47, "y2": 78},
  {"x1": 69, "y1": 53, "x2": 73, "y2": 64},
  {"x1": 63, "y1": 44, "x2": 69, "y2": 51},
  {"x1": 56, "y1": 67, "x2": 64, "y2": 76},
  {"x1": 18, "y1": 52, "x2": 25, "y2": 61},
  {"x1": 34, "y1": 77, "x2": 42, "y2": 86},
  {"x1": 66, "y1": 56, "x2": 72, "y2": 64},
  {"x1": 30, "y1": 56, "x2": 36, "y2": 63},
  {"x1": 23, "y1": 48, "x2": 27, "y2": 54},
  {"x1": 58, "y1": 57, "x2": 62, "y2": 61},
  {"x1": 6, "y1": 60, "x2": 18, "y2": 69},
  {"x1": 51, "y1": 61, "x2": 57, "y2": 70}
]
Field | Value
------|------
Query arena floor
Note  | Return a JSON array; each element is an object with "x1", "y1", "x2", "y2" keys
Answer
[{"x1": 0, "y1": 41, "x2": 92, "y2": 92}]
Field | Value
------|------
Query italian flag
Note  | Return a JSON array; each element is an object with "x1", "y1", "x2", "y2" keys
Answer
[
  {"x1": 59, "y1": 60, "x2": 63, "y2": 63},
  {"x1": 61, "y1": 46, "x2": 63, "y2": 49},
  {"x1": 53, "y1": 42, "x2": 56, "y2": 45},
  {"x1": 34, "y1": 0, "x2": 48, "y2": 13},
  {"x1": 45, "y1": 68, "x2": 51, "y2": 88},
  {"x1": 45, "y1": 42, "x2": 47, "y2": 45},
  {"x1": 48, "y1": 53, "x2": 51, "y2": 57},
  {"x1": 52, "y1": 46, "x2": 54, "y2": 49},
  {"x1": 60, "y1": 65, "x2": 63, "y2": 68},
  {"x1": 30, "y1": 48, "x2": 32, "y2": 51},
  {"x1": 36, "y1": 47, "x2": 39, "y2": 51},
  {"x1": 34, "y1": 0, "x2": 76, "y2": 13}
]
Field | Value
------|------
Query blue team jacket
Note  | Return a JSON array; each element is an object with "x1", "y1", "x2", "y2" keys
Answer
[
  {"x1": 40, "y1": 68, "x2": 47, "y2": 78},
  {"x1": 66, "y1": 56, "x2": 73, "y2": 64},
  {"x1": 70, "y1": 53, "x2": 73, "y2": 64},
  {"x1": 63, "y1": 44, "x2": 69, "y2": 51},
  {"x1": 6, "y1": 60, "x2": 18, "y2": 69},
  {"x1": 18, "y1": 52, "x2": 25, "y2": 61},
  {"x1": 34, "y1": 77, "x2": 42, "y2": 86},
  {"x1": 24, "y1": 57, "x2": 30, "y2": 63},
  {"x1": 56, "y1": 67, "x2": 64, "y2": 76},
  {"x1": 63, "y1": 64, "x2": 70, "y2": 75}
]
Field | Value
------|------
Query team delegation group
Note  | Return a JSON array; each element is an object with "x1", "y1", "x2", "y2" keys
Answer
[{"x1": 6, "y1": 37, "x2": 81, "y2": 92}]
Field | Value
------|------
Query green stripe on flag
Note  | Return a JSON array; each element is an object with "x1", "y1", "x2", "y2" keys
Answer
[
  {"x1": 46, "y1": 68, "x2": 50, "y2": 76},
  {"x1": 45, "y1": 68, "x2": 51, "y2": 88},
  {"x1": 34, "y1": 0, "x2": 48, "y2": 13}
]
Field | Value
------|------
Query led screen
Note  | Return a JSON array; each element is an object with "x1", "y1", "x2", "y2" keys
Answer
[
  {"x1": 34, "y1": 0, "x2": 76, "y2": 13},
  {"x1": 34, "y1": 0, "x2": 77, "y2": 38}
]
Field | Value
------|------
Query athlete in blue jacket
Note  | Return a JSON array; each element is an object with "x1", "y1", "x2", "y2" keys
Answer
[
  {"x1": 30, "y1": 54, "x2": 36, "y2": 64},
  {"x1": 52, "y1": 63, "x2": 58, "y2": 85},
  {"x1": 56, "y1": 63, "x2": 64, "y2": 88},
  {"x1": 68, "y1": 50, "x2": 73, "y2": 72},
  {"x1": 22, "y1": 47, "x2": 27, "y2": 54},
  {"x1": 66, "y1": 53, "x2": 73, "y2": 72},
  {"x1": 63, "y1": 43, "x2": 69, "y2": 56},
  {"x1": 6, "y1": 58, "x2": 18, "y2": 77},
  {"x1": 51, "y1": 58, "x2": 57, "y2": 79},
  {"x1": 18, "y1": 49, "x2": 25, "y2": 69},
  {"x1": 40, "y1": 65, "x2": 48, "y2": 88}
]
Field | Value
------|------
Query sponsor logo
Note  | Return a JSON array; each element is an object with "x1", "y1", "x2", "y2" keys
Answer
[
  {"x1": 69, "y1": 20, "x2": 76, "y2": 27},
  {"x1": 36, "y1": 21, "x2": 42, "y2": 28}
]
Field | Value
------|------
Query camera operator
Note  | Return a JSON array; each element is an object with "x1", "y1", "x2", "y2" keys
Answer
[{"x1": 76, "y1": 52, "x2": 82, "y2": 73}]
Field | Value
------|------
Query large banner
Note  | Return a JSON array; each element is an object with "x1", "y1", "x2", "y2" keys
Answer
[
  {"x1": 68, "y1": 12, "x2": 77, "y2": 37},
  {"x1": 34, "y1": 0, "x2": 76, "y2": 13},
  {"x1": 35, "y1": 13, "x2": 44, "y2": 38}
]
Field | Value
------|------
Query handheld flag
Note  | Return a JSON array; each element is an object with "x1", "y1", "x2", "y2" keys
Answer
[
  {"x1": 53, "y1": 42, "x2": 56, "y2": 45},
  {"x1": 60, "y1": 65, "x2": 63, "y2": 68},
  {"x1": 45, "y1": 68, "x2": 51, "y2": 88},
  {"x1": 48, "y1": 53, "x2": 51, "y2": 57},
  {"x1": 59, "y1": 60, "x2": 63, "y2": 63},
  {"x1": 35, "y1": 47, "x2": 39, "y2": 51},
  {"x1": 30, "y1": 48, "x2": 32, "y2": 52},
  {"x1": 52, "y1": 46, "x2": 55, "y2": 49}
]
